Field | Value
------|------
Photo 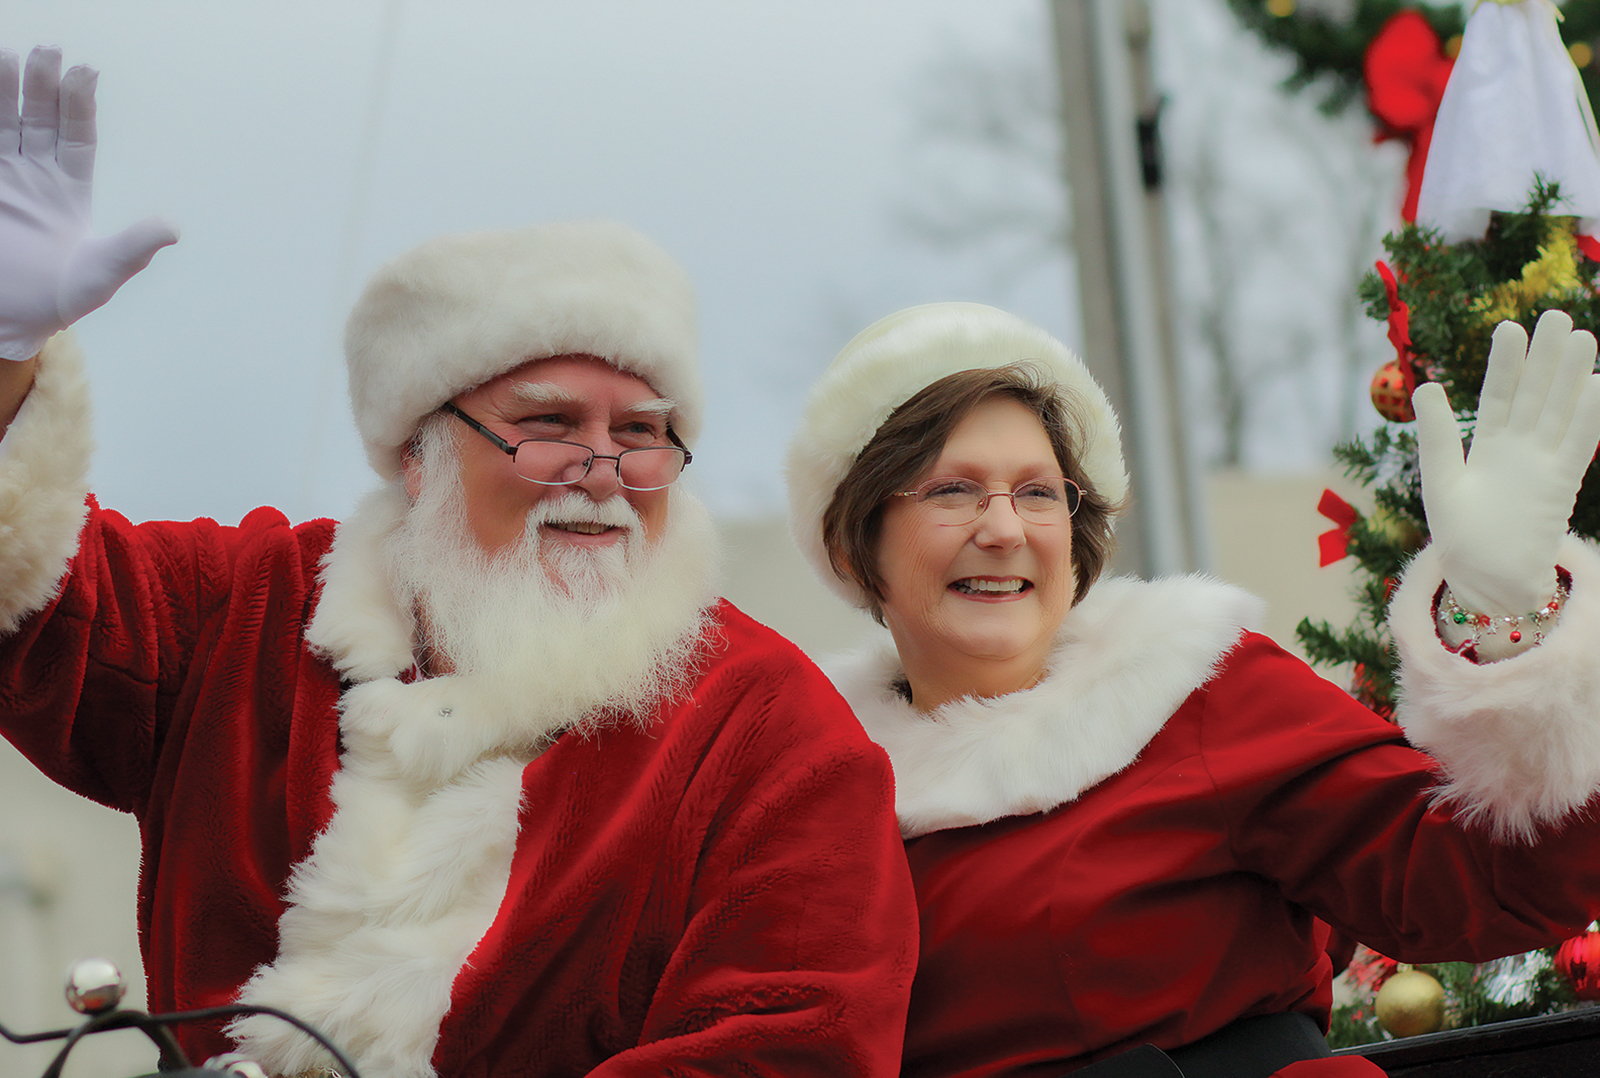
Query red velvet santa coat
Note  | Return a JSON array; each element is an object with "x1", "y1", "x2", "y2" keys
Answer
[
  {"x1": 825, "y1": 545, "x2": 1600, "y2": 1078},
  {"x1": 0, "y1": 337, "x2": 918, "y2": 1078}
]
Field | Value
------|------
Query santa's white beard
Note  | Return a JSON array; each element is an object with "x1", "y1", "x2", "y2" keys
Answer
[{"x1": 384, "y1": 426, "x2": 721, "y2": 741}]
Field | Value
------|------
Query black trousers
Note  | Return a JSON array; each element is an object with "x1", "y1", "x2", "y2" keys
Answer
[{"x1": 1069, "y1": 1012, "x2": 1333, "y2": 1078}]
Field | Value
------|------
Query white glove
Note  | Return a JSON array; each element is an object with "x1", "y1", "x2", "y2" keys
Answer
[
  {"x1": 1415, "y1": 309, "x2": 1600, "y2": 615},
  {"x1": 0, "y1": 46, "x2": 178, "y2": 362}
]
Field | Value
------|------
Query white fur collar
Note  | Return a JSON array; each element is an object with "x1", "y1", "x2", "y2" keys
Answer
[
  {"x1": 825, "y1": 574, "x2": 1264, "y2": 838},
  {"x1": 304, "y1": 483, "x2": 418, "y2": 681}
]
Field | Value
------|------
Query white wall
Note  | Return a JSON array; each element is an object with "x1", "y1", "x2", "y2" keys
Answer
[{"x1": 0, "y1": 755, "x2": 149, "y2": 1076}]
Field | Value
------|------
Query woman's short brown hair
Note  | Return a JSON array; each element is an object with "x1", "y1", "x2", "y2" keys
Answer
[{"x1": 820, "y1": 363, "x2": 1119, "y2": 623}]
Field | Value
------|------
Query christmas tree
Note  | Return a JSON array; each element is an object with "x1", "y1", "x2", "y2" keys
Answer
[{"x1": 1296, "y1": 183, "x2": 1600, "y2": 1045}]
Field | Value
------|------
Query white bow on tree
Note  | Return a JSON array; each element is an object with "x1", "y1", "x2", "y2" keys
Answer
[{"x1": 1415, "y1": 0, "x2": 1600, "y2": 242}]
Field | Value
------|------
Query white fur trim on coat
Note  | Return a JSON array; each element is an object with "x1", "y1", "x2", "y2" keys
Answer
[
  {"x1": 0, "y1": 333, "x2": 92, "y2": 633},
  {"x1": 240, "y1": 483, "x2": 722, "y2": 1078},
  {"x1": 1393, "y1": 534, "x2": 1600, "y2": 843},
  {"x1": 784, "y1": 302, "x2": 1128, "y2": 611},
  {"x1": 826, "y1": 573, "x2": 1263, "y2": 838},
  {"x1": 345, "y1": 220, "x2": 702, "y2": 481},
  {"x1": 236, "y1": 489, "x2": 532, "y2": 1078}
]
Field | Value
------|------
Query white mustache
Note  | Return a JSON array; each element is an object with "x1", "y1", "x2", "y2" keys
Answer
[{"x1": 523, "y1": 490, "x2": 642, "y2": 533}]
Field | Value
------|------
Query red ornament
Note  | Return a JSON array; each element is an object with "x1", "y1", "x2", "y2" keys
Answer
[
  {"x1": 1555, "y1": 931, "x2": 1600, "y2": 1000},
  {"x1": 1371, "y1": 359, "x2": 1416, "y2": 423}
]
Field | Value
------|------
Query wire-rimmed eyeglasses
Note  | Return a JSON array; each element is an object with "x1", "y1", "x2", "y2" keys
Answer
[
  {"x1": 441, "y1": 402, "x2": 691, "y2": 491},
  {"x1": 892, "y1": 475, "x2": 1081, "y2": 526}
]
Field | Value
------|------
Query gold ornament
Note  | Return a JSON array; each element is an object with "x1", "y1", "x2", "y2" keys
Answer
[
  {"x1": 1370, "y1": 359, "x2": 1416, "y2": 423},
  {"x1": 1367, "y1": 504, "x2": 1426, "y2": 551},
  {"x1": 1375, "y1": 966, "x2": 1447, "y2": 1038}
]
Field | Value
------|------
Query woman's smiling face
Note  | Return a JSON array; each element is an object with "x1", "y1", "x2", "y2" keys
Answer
[{"x1": 875, "y1": 395, "x2": 1076, "y2": 708}]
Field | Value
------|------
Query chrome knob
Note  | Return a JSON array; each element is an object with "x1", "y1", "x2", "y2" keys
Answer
[{"x1": 64, "y1": 956, "x2": 125, "y2": 1014}]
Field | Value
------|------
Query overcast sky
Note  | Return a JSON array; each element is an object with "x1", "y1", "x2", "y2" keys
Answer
[
  {"x1": 9, "y1": 0, "x2": 1081, "y2": 525},
  {"x1": 13, "y1": 0, "x2": 1488, "y2": 535}
]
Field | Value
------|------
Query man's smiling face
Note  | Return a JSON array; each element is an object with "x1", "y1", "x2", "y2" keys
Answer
[{"x1": 412, "y1": 353, "x2": 674, "y2": 576}]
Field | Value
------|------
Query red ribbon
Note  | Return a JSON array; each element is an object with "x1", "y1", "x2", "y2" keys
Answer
[
  {"x1": 1579, "y1": 234, "x2": 1600, "y2": 263},
  {"x1": 1317, "y1": 488, "x2": 1359, "y2": 567},
  {"x1": 1364, "y1": 10, "x2": 1454, "y2": 223},
  {"x1": 1375, "y1": 260, "x2": 1417, "y2": 397}
]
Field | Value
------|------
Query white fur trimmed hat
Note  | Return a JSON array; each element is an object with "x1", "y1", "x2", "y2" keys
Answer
[
  {"x1": 784, "y1": 302, "x2": 1127, "y2": 610},
  {"x1": 345, "y1": 219, "x2": 701, "y2": 480}
]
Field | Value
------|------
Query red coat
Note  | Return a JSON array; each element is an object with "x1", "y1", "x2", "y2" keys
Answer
[
  {"x1": 0, "y1": 498, "x2": 918, "y2": 1077},
  {"x1": 828, "y1": 556, "x2": 1600, "y2": 1078}
]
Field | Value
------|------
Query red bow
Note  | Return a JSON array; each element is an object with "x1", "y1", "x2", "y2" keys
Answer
[
  {"x1": 1364, "y1": 10, "x2": 1454, "y2": 222},
  {"x1": 1318, "y1": 488, "x2": 1358, "y2": 567},
  {"x1": 1556, "y1": 930, "x2": 1600, "y2": 1001},
  {"x1": 1375, "y1": 260, "x2": 1418, "y2": 397}
]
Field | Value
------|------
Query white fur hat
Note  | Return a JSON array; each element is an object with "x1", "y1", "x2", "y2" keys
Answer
[
  {"x1": 784, "y1": 302, "x2": 1127, "y2": 610},
  {"x1": 346, "y1": 219, "x2": 701, "y2": 480}
]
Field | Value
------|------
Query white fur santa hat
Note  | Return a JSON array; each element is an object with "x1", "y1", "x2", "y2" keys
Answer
[
  {"x1": 785, "y1": 301, "x2": 1127, "y2": 610},
  {"x1": 345, "y1": 219, "x2": 702, "y2": 480}
]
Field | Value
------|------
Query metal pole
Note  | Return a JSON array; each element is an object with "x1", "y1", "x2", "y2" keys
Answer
[{"x1": 1051, "y1": 0, "x2": 1206, "y2": 577}]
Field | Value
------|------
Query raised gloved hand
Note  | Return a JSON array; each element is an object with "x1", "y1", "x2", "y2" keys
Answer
[
  {"x1": 1415, "y1": 309, "x2": 1600, "y2": 616},
  {"x1": 0, "y1": 46, "x2": 178, "y2": 362}
]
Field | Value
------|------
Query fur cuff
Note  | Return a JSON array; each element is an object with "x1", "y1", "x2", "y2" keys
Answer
[
  {"x1": 0, "y1": 333, "x2": 92, "y2": 633},
  {"x1": 1393, "y1": 535, "x2": 1600, "y2": 842}
]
